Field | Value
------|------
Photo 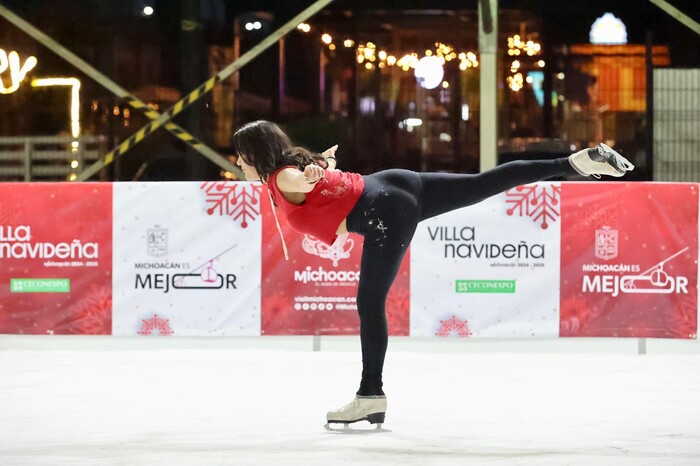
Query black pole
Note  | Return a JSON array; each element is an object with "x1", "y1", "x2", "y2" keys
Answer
[
  {"x1": 645, "y1": 30, "x2": 654, "y2": 181},
  {"x1": 107, "y1": 37, "x2": 119, "y2": 180},
  {"x1": 451, "y1": 64, "x2": 462, "y2": 170},
  {"x1": 181, "y1": 0, "x2": 208, "y2": 180},
  {"x1": 542, "y1": 47, "x2": 553, "y2": 138}
]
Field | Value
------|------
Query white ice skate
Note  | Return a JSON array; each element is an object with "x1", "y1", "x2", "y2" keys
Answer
[
  {"x1": 568, "y1": 143, "x2": 635, "y2": 179},
  {"x1": 324, "y1": 395, "x2": 389, "y2": 433}
]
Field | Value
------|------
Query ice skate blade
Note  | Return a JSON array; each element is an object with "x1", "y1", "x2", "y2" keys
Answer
[{"x1": 324, "y1": 422, "x2": 391, "y2": 434}]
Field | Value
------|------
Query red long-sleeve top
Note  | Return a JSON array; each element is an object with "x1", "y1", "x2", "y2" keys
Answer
[{"x1": 267, "y1": 165, "x2": 364, "y2": 245}]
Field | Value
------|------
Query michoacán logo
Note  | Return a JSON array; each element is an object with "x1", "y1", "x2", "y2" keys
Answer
[
  {"x1": 11, "y1": 278, "x2": 70, "y2": 293},
  {"x1": 456, "y1": 279, "x2": 516, "y2": 293}
]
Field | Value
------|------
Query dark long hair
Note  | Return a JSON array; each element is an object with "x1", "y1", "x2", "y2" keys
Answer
[{"x1": 233, "y1": 120, "x2": 327, "y2": 182}]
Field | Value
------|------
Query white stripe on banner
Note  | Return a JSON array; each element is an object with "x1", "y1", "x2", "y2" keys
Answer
[
  {"x1": 410, "y1": 182, "x2": 561, "y2": 337},
  {"x1": 112, "y1": 182, "x2": 262, "y2": 336}
]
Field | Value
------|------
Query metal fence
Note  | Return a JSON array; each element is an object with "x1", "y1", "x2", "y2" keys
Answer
[
  {"x1": 0, "y1": 135, "x2": 107, "y2": 181},
  {"x1": 653, "y1": 69, "x2": 700, "y2": 181}
]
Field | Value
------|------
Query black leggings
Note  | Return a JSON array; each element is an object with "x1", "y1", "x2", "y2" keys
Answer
[{"x1": 345, "y1": 158, "x2": 576, "y2": 396}]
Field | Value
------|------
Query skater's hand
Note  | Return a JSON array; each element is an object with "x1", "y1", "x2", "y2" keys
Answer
[
  {"x1": 322, "y1": 144, "x2": 338, "y2": 169},
  {"x1": 322, "y1": 144, "x2": 338, "y2": 158},
  {"x1": 303, "y1": 164, "x2": 325, "y2": 184}
]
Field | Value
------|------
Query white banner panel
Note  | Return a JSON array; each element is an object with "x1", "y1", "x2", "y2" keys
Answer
[
  {"x1": 410, "y1": 183, "x2": 561, "y2": 337},
  {"x1": 112, "y1": 182, "x2": 262, "y2": 336}
]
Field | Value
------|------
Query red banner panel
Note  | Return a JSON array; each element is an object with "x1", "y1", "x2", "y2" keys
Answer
[
  {"x1": 260, "y1": 187, "x2": 409, "y2": 335},
  {"x1": 0, "y1": 183, "x2": 112, "y2": 334},
  {"x1": 560, "y1": 183, "x2": 697, "y2": 338}
]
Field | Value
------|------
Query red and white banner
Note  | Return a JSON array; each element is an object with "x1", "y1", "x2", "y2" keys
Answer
[
  {"x1": 410, "y1": 183, "x2": 562, "y2": 337},
  {"x1": 0, "y1": 181, "x2": 697, "y2": 339},
  {"x1": 560, "y1": 183, "x2": 698, "y2": 338},
  {"x1": 111, "y1": 182, "x2": 263, "y2": 336},
  {"x1": 0, "y1": 183, "x2": 112, "y2": 335},
  {"x1": 260, "y1": 187, "x2": 410, "y2": 335}
]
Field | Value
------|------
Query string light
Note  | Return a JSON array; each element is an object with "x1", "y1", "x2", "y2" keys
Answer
[
  {"x1": 294, "y1": 22, "x2": 550, "y2": 93},
  {"x1": 507, "y1": 34, "x2": 541, "y2": 57},
  {"x1": 506, "y1": 34, "x2": 542, "y2": 92},
  {"x1": 507, "y1": 73, "x2": 524, "y2": 92}
]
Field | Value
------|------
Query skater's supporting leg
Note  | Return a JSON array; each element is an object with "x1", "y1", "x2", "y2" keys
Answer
[
  {"x1": 355, "y1": 241, "x2": 410, "y2": 395},
  {"x1": 346, "y1": 171, "x2": 421, "y2": 396}
]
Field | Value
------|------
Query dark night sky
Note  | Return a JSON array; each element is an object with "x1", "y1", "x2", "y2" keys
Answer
[
  {"x1": 2, "y1": 0, "x2": 698, "y2": 63},
  {"x1": 3, "y1": 0, "x2": 698, "y2": 40},
  {"x1": 225, "y1": 0, "x2": 698, "y2": 43}
]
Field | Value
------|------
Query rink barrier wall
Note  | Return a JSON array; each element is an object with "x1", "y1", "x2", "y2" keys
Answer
[
  {"x1": 0, "y1": 181, "x2": 698, "y2": 340},
  {"x1": 1, "y1": 335, "x2": 700, "y2": 354}
]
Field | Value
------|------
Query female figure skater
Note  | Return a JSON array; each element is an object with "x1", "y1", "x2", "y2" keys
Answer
[{"x1": 233, "y1": 120, "x2": 634, "y2": 428}]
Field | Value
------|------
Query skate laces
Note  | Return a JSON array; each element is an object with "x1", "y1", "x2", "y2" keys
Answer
[
  {"x1": 599, "y1": 143, "x2": 635, "y2": 171},
  {"x1": 332, "y1": 398, "x2": 359, "y2": 413}
]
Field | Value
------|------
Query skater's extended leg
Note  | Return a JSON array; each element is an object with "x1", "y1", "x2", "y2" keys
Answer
[
  {"x1": 419, "y1": 144, "x2": 635, "y2": 221},
  {"x1": 419, "y1": 158, "x2": 574, "y2": 220}
]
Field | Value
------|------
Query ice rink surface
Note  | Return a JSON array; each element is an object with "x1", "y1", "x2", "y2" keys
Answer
[{"x1": 1, "y1": 341, "x2": 699, "y2": 466}]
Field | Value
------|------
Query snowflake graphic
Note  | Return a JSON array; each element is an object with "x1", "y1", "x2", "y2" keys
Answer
[
  {"x1": 201, "y1": 182, "x2": 262, "y2": 228},
  {"x1": 505, "y1": 183, "x2": 561, "y2": 229},
  {"x1": 138, "y1": 314, "x2": 173, "y2": 336},
  {"x1": 53, "y1": 284, "x2": 112, "y2": 335},
  {"x1": 436, "y1": 315, "x2": 472, "y2": 337}
]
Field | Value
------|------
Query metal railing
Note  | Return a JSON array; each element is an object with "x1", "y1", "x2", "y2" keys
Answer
[
  {"x1": 653, "y1": 69, "x2": 700, "y2": 182},
  {"x1": 0, "y1": 135, "x2": 108, "y2": 181}
]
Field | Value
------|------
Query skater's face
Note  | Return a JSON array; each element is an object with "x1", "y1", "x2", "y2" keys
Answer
[
  {"x1": 233, "y1": 120, "x2": 294, "y2": 183},
  {"x1": 236, "y1": 153, "x2": 260, "y2": 180}
]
